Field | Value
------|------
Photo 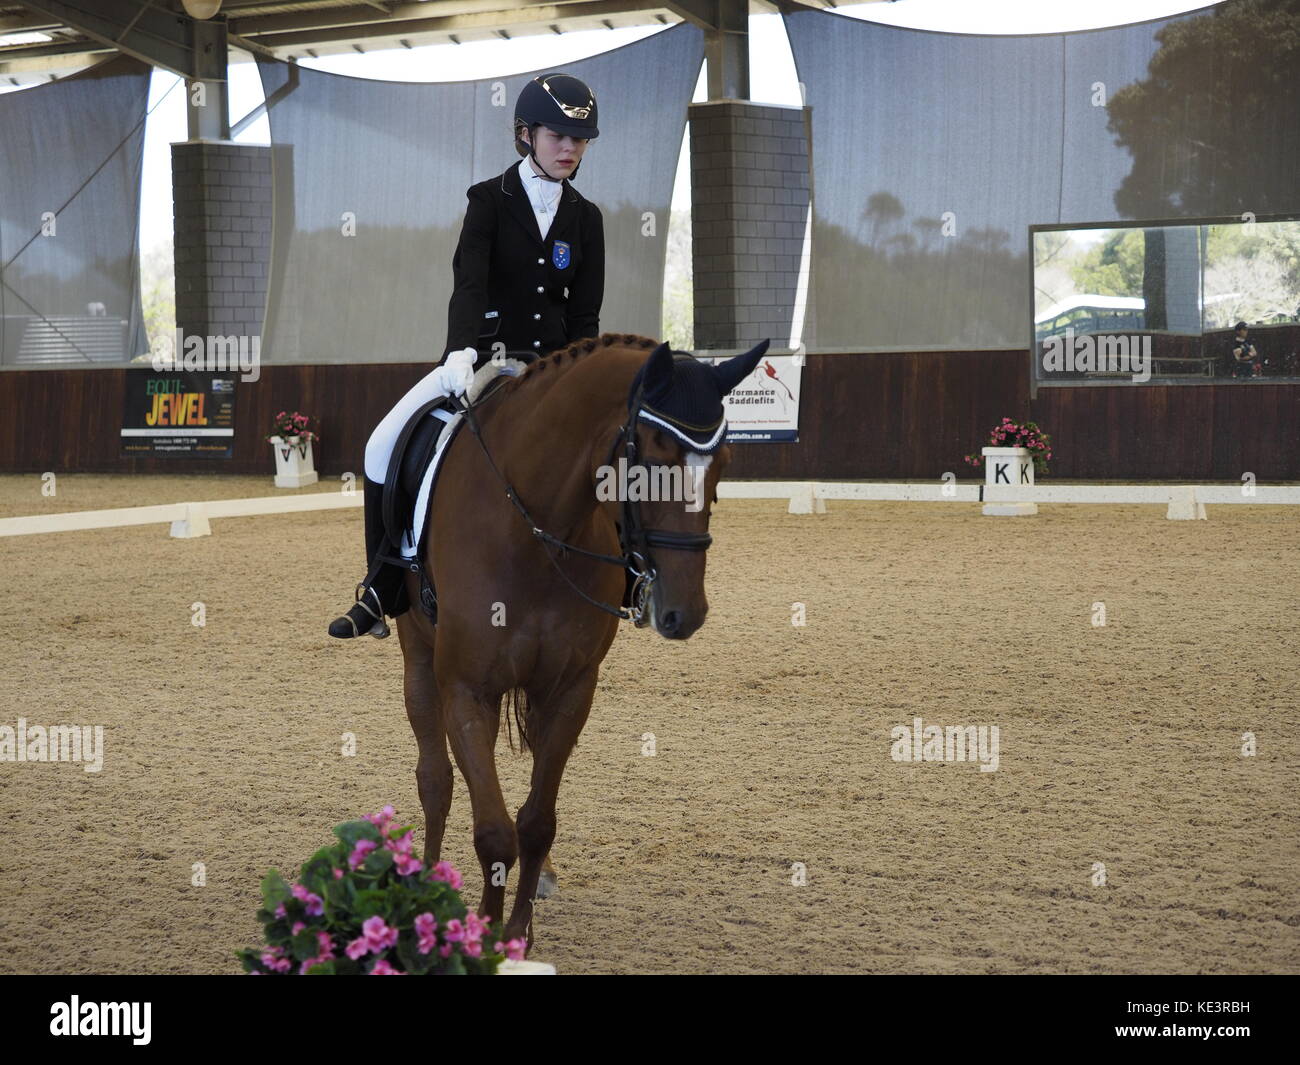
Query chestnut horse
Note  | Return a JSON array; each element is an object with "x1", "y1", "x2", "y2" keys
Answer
[{"x1": 395, "y1": 332, "x2": 768, "y2": 947}]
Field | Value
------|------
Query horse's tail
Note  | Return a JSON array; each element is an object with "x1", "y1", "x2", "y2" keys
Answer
[{"x1": 500, "y1": 687, "x2": 534, "y2": 755}]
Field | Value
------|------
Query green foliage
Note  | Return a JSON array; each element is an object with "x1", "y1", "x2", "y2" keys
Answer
[
  {"x1": 238, "y1": 810, "x2": 519, "y2": 975},
  {"x1": 1070, "y1": 230, "x2": 1145, "y2": 297}
]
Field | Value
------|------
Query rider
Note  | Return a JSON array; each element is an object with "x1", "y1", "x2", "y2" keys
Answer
[{"x1": 329, "y1": 72, "x2": 606, "y2": 639}]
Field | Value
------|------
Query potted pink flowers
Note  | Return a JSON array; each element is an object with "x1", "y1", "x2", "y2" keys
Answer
[
  {"x1": 964, "y1": 418, "x2": 1053, "y2": 516},
  {"x1": 964, "y1": 417, "x2": 1053, "y2": 477},
  {"x1": 267, "y1": 410, "x2": 319, "y2": 488},
  {"x1": 238, "y1": 806, "x2": 529, "y2": 975}
]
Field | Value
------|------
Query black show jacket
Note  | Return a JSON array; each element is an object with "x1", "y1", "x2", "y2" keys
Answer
[{"x1": 444, "y1": 162, "x2": 605, "y2": 361}]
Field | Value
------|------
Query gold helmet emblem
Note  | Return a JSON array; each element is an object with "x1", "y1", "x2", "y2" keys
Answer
[{"x1": 542, "y1": 78, "x2": 593, "y2": 120}]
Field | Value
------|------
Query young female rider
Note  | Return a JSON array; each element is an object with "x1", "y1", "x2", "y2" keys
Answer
[{"x1": 329, "y1": 73, "x2": 605, "y2": 639}]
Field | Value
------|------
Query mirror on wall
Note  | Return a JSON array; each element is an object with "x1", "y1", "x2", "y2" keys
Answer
[{"x1": 1030, "y1": 215, "x2": 1300, "y2": 384}]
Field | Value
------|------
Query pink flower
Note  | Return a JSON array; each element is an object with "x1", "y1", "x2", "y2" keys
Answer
[
  {"x1": 274, "y1": 903, "x2": 286, "y2": 920},
  {"x1": 362, "y1": 915, "x2": 400, "y2": 951},
  {"x1": 291, "y1": 883, "x2": 324, "y2": 916},
  {"x1": 348, "y1": 839, "x2": 378, "y2": 870},
  {"x1": 291, "y1": 921, "x2": 306, "y2": 936},
  {"x1": 430, "y1": 861, "x2": 464, "y2": 890},
  {"x1": 441, "y1": 918, "x2": 465, "y2": 943},
  {"x1": 439, "y1": 942, "x2": 454, "y2": 958},
  {"x1": 345, "y1": 937, "x2": 371, "y2": 960},
  {"x1": 385, "y1": 831, "x2": 414, "y2": 856},
  {"x1": 365, "y1": 805, "x2": 396, "y2": 836},
  {"x1": 415, "y1": 912, "x2": 439, "y2": 955},
  {"x1": 370, "y1": 959, "x2": 405, "y2": 975},
  {"x1": 463, "y1": 940, "x2": 483, "y2": 958},
  {"x1": 463, "y1": 912, "x2": 490, "y2": 944},
  {"x1": 394, "y1": 852, "x2": 422, "y2": 876},
  {"x1": 259, "y1": 947, "x2": 291, "y2": 974},
  {"x1": 495, "y1": 938, "x2": 528, "y2": 962},
  {"x1": 333, "y1": 868, "x2": 344, "y2": 880},
  {"x1": 298, "y1": 936, "x2": 336, "y2": 974}
]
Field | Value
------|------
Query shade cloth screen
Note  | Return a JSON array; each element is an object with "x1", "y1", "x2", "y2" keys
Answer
[
  {"x1": 255, "y1": 24, "x2": 703, "y2": 365},
  {"x1": 0, "y1": 55, "x2": 150, "y2": 367},
  {"x1": 783, "y1": 0, "x2": 1300, "y2": 349}
]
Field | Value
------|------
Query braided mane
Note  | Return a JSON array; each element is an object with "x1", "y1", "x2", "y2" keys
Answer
[{"x1": 510, "y1": 332, "x2": 659, "y2": 387}]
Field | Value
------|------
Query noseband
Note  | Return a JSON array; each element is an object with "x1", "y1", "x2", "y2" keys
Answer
[
  {"x1": 606, "y1": 370, "x2": 713, "y2": 623},
  {"x1": 454, "y1": 364, "x2": 713, "y2": 624}
]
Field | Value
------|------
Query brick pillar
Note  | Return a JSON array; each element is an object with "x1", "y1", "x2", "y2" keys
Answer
[
  {"x1": 171, "y1": 142, "x2": 271, "y2": 346},
  {"x1": 688, "y1": 101, "x2": 810, "y2": 350}
]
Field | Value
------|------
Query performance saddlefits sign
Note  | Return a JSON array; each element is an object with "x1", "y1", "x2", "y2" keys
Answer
[
  {"x1": 120, "y1": 370, "x2": 235, "y2": 458},
  {"x1": 700, "y1": 353, "x2": 802, "y2": 443}
]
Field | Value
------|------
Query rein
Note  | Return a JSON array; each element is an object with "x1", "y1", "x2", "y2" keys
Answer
[{"x1": 451, "y1": 358, "x2": 712, "y2": 624}]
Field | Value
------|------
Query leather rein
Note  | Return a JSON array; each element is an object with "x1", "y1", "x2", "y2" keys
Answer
[{"x1": 451, "y1": 362, "x2": 713, "y2": 624}]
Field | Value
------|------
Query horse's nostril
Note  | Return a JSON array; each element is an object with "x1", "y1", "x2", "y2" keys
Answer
[{"x1": 661, "y1": 610, "x2": 680, "y2": 635}]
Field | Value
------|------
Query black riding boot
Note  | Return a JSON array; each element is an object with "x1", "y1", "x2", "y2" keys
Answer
[{"x1": 328, "y1": 477, "x2": 406, "y2": 639}]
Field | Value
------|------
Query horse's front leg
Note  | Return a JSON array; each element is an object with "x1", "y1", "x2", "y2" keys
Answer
[
  {"x1": 441, "y1": 681, "x2": 516, "y2": 926},
  {"x1": 504, "y1": 666, "x2": 599, "y2": 948},
  {"x1": 397, "y1": 614, "x2": 451, "y2": 865}
]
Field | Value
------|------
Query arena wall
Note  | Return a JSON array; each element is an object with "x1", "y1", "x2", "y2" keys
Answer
[{"x1": 1, "y1": 353, "x2": 1297, "y2": 481}]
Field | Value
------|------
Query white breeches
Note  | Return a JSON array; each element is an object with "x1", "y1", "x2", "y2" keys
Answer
[{"x1": 363, "y1": 362, "x2": 455, "y2": 483}]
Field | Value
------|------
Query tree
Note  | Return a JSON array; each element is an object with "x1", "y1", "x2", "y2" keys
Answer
[
  {"x1": 1106, "y1": 0, "x2": 1300, "y2": 218},
  {"x1": 862, "y1": 191, "x2": 905, "y2": 246},
  {"x1": 1070, "y1": 229, "x2": 1145, "y2": 296}
]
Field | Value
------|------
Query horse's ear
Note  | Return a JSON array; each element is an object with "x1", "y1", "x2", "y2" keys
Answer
[
  {"x1": 639, "y1": 341, "x2": 675, "y2": 398},
  {"x1": 710, "y1": 338, "x2": 770, "y2": 395}
]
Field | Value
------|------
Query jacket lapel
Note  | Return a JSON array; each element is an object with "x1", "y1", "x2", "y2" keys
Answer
[
  {"x1": 501, "y1": 162, "x2": 582, "y2": 248},
  {"x1": 501, "y1": 163, "x2": 543, "y2": 246},
  {"x1": 549, "y1": 182, "x2": 581, "y2": 242}
]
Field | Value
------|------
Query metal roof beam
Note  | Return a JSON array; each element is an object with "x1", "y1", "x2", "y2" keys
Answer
[
  {"x1": 0, "y1": 37, "x2": 113, "y2": 62},
  {"x1": 0, "y1": 11, "x2": 65, "y2": 32},
  {"x1": 240, "y1": 1, "x2": 669, "y2": 48},
  {"x1": 0, "y1": 50, "x2": 105, "y2": 79},
  {"x1": 11, "y1": 0, "x2": 225, "y2": 79},
  {"x1": 229, "y1": 1, "x2": 595, "y2": 37}
]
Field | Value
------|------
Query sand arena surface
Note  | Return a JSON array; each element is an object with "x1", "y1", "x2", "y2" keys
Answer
[{"x1": 0, "y1": 474, "x2": 1297, "y2": 975}]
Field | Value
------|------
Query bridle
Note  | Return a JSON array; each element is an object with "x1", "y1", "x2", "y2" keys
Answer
[{"x1": 452, "y1": 363, "x2": 713, "y2": 624}]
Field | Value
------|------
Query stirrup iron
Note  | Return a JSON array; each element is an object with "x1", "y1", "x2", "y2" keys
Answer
[{"x1": 351, "y1": 583, "x2": 390, "y2": 639}]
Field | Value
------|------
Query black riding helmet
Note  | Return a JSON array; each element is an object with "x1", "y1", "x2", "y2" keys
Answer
[{"x1": 514, "y1": 73, "x2": 599, "y2": 180}]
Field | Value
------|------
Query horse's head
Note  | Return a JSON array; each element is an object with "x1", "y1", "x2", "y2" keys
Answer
[{"x1": 614, "y1": 338, "x2": 769, "y2": 640}]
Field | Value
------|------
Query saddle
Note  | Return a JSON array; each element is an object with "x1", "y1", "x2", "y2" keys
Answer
[{"x1": 378, "y1": 359, "x2": 528, "y2": 622}]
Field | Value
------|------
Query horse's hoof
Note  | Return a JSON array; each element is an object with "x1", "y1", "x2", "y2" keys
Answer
[{"x1": 534, "y1": 869, "x2": 559, "y2": 900}]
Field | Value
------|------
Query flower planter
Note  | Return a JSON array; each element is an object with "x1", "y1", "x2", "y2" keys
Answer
[
  {"x1": 981, "y1": 446, "x2": 1036, "y2": 516},
  {"x1": 497, "y1": 959, "x2": 557, "y2": 975},
  {"x1": 270, "y1": 435, "x2": 318, "y2": 489}
]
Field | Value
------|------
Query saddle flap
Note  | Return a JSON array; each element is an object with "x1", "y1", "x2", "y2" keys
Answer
[{"x1": 382, "y1": 357, "x2": 533, "y2": 555}]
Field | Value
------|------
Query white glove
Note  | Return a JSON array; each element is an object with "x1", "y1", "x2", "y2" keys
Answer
[{"x1": 441, "y1": 347, "x2": 477, "y2": 397}]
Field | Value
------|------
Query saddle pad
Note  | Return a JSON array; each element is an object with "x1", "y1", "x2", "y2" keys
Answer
[
  {"x1": 400, "y1": 408, "x2": 460, "y2": 559},
  {"x1": 398, "y1": 357, "x2": 528, "y2": 559}
]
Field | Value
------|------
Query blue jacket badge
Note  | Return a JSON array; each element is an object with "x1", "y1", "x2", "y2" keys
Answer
[{"x1": 552, "y1": 240, "x2": 571, "y2": 269}]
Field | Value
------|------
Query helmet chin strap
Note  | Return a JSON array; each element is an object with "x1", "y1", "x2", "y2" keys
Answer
[
  {"x1": 530, "y1": 148, "x2": 564, "y2": 182},
  {"x1": 524, "y1": 128, "x2": 567, "y2": 182}
]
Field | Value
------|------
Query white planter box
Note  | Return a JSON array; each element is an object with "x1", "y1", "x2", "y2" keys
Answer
[
  {"x1": 497, "y1": 959, "x2": 556, "y2": 975},
  {"x1": 270, "y1": 435, "x2": 318, "y2": 489},
  {"x1": 981, "y1": 446, "x2": 1036, "y2": 516}
]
